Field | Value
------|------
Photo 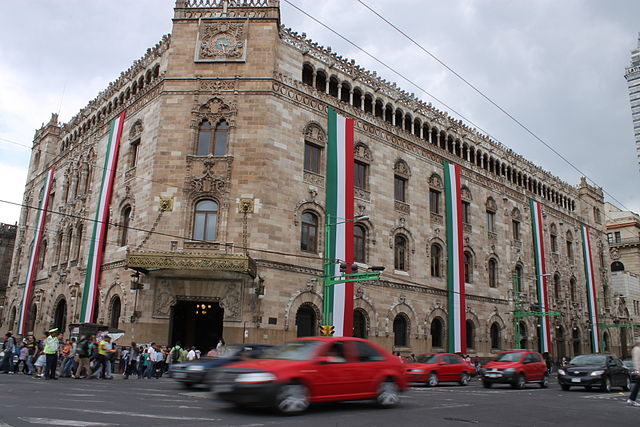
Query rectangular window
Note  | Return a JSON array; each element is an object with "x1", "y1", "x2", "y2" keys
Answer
[
  {"x1": 614, "y1": 231, "x2": 622, "y2": 243},
  {"x1": 607, "y1": 233, "x2": 613, "y2": 244},
  {"x1": 304, "y1": 142, "x2": 321, "y2": 173},
  {"x1": 567, "y1": 241, "x2": 573, "y2": 260},
  {"x1": 130, "y1": 139, "x2": 140, "y2": 168},
  {"x1": 462, "y1": 201, "x2": 470, "y2": 224},
  {"x1": 551, "y1": 234, "x2": 558, "y2": 252},
  {"x1": 354, "y1": 161, "x2": 367, "y2": 190},
  {"x1": 512, "y1": 220, "x2": 520, "y2": 241},
  {"x1": 394, "y1": 175, "x2": 407, "y2": 202},
  {"x1": 429, "y1": 189, "x2": 440, "y2": 214},
  {"x1": 486, "y1": 211, "x2": 495, "y2": 233}
]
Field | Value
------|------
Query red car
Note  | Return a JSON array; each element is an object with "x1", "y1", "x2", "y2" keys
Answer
[
  {"x1": 481, "y1": 350, "x2": 548, "y2": 389},
  {"x1": 405, "y1": 353, "x2": 473, "y2": 386},
  {"x1": 210, "y1": 337, "x2": 407, "y2": 414}
]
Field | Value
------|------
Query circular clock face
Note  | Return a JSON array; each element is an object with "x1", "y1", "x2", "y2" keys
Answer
[{"x1": 214, "y1": 37, "x2": 231, "y2": 51}]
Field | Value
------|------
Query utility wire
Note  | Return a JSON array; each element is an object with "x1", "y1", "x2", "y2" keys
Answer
[{"x1": 284, "y1": 0, "x2": 630, "y2": 212}]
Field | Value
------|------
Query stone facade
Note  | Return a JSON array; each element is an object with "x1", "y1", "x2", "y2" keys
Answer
[
  {"x1": 0, "y1": 222, "x2": 17, "y2": 321},
  {"x1": 2, "y1": 0, "x2": 619, "y2": 358}
]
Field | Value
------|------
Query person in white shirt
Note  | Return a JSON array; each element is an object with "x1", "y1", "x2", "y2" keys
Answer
[
  {"x1": 627, "y1": 338, "x2": 640, "y2": 407},
  {"x1": 187, "y1": 347, "x2": 197, "y2": 361}
]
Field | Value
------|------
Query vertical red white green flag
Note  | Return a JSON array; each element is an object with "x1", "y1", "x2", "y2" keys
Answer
[
  {"x1": 529, "y1": 198, "x2": 551, "y2": 354},
  {"x1": 17, "y1": 167, "x2": 55, "y2": 335},
  {"x1": 324, "y1": 108, "x2": 355, "y2": 337},
  {"x1": 444, "y1": 161, "x2": 466, "y2": 353},
  {"x1": 581, "y1": 225, "x2": 601, "y2": 353},
  {"x1": 80, "y1": 111, "x2": 126, "y2": 323}
]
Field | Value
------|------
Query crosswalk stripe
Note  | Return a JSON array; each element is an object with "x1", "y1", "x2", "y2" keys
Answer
[{"x1": 19, "y1": 417, "x2": 117, "y2": 426}]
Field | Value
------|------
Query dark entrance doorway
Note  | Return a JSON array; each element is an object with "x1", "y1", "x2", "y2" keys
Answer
[
  {"x1": 296, "y1": 304, "x2": 317, "y2": 337},
  {"x1": 170, "y1": 300, "x2": 223, "y2": 352}
]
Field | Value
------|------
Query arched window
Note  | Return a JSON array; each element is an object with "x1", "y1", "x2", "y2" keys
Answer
[
  {"x1": 394, "y1": 160, "x2": 410, "y2": 203},
  {"x1": 53, "y1": 298, "x2": 67, "y2": 333},
  {"x1": 197, "y1": 119, "x2": 228, "y2": 156},
  {"x1": 490, "y1": 322, "x2": 501, "y2": 349},
  {"x1": 120, "y1": 205, "x2": 132, "y2": 246},
  {"x1": 8, "y1": 306, "x2": 17, "y2": 331},
  {"x1": 302, "y1": 63, "x2": 314, "y2": 86},
  {"x1": 37, "y1": 240, "x2": 47, "y2": 271},
  {"x1": 466, "y1": 320, "x2": 475, "y2": 349},
  {"x1": 393, "y1": 313, "x2": 409, "y2": 347},
  {"x1": 611, "y1": 261, "x2": 625, "y2": 272},
  {"x1": 553, "y1": 273, "x2": 561, "y2": 300},
  {"x1": 431, "y1": 243, "x2": 442, "y2": 277},
  {"x1": 353, "y1": 308, "x2": 367, "y2": 339},
  {"x1": 566, "y1": 231, "x2": 574, "y2": 262},
  {"x1": 110, "y1": 296, "x2": 121, "y2": 329},
  {"x1": 570, "y1": 277, "x2": 577, "y2": 303},
  {"x1": 394, "y1": 235, "x2": 407, "y2": 271},
  {"x1": 296, "y1": 303, "x2": 317, "y2": 337},
  {"x1": 55, "y1": 232, "x2": 64, "y2": 265},
  {"x1": 300, "y1": 211, "x2": 318, "y2": 252},
  {"x1": 514, "y1": 265, "x2": 524, "y2": 294},
  {"x1": 603, "y1": 331, "x2": 610, "y2": 352},
  {"x1": 63, "y1": 228, "x2": 72, "y2": 262},
  {"x1": 486, "y1": 198, "x2": 496, "y2": 233},
  {"x1": 193, "y1": 200, "x2": 218, "y2": 241},
  {"x1": 431, "y1": 317, "x2": 444, "y2": 348},
  {"x1": 354, "y1": 224, "x2": 366, "y2": 263},
  {"x1": 464, "y1": 251, "x2": 473, "y2": 283},
  {"x1": 73, "y1": 225, "x2": 83, "y2": 260},
  {"x1": 488, "y1": 258, "x2": 498, "y2": 288}
]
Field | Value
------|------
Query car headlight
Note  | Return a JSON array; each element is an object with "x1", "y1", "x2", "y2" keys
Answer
[
  {"x1": 409, "y1": 369, "x2": 425, "y2": 373},
  {"x1": 503, "y1": 368, "x2": 516, "y2": 373},
  {"x1": 590, "y1": 370, "x2": 605, "y2": 376},
  {"x1": 558, "y1": 369, "x2": 566, "y2": 376},
  {"x1": 186, "y1": 365, "x2": 205, "y2": 372},
  {"x1": 234, "y1": 372, "x2": 276, "y2": 383}
]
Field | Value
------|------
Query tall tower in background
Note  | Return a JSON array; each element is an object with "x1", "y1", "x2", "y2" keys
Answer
[{"x1": 625, "y1": 33, "x2": 640, "y2": 172}]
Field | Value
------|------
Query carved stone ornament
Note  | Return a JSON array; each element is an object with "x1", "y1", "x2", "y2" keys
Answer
[
  {"x1": 188, "y1": 157, "x2": 227, "y2": 196},
  {"x1": 192, "y1": 96, "x2": 237, "y2": 130},
  {"x1": 154, "y1": 281, "x2": 176, "y2": 318},
  {"x1": 129, "y1": 119, "x2": 143, "y2": 140},
  {"x1": 610, "y1": 247, "x2": 620, "y2": 260},
  {"x1": 354, "y1": 142, "x2": 372, "y2": 162},
  {"x1": 197, "y1": 22, "x2": 247, "y2": 62},
  {"x1": 303, "y1": 122, "x2": 326, "y2": 146},
  {"x1": 429, "y1": 173, "x2": 443, "y2": 190},
  {"x1": 221, "y1": 283, "x2": 242, "y2": 321},
  {"x1": 394, "y1": 159, "x2": 411, "y2": 178},
  {"x1": 159, "y1": 197, "x2": 174, "y2": 212}
]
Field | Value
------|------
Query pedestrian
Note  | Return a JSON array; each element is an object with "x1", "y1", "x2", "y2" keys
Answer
[
  {"x1": 74, "y1": 334, "x2": 93, "y2": 379},
  {"x1": 24, "y1": 335, "x2": 36, "y2": 375},
  {"x1": 43, "y1": 328, "x2": 60, "y2": 380},
  {"x1": 171, "y1": 342, "x2": 183, "y2": 366},
  {"x1": 144, "y1": 343, "x2": 157, "y2": 379},
  {"x1": 216, "y1": 338, "x2": 226, "y2": 355},
  {"x1": 154, "y1": 345, "x2": 165, "y2": 378},
  {"x1": 91, "y1": 335, "x2": 114, "y2": 379},
  {"x1": 195, "y1": 348, "x2": 201, "y2": 359},
  {"x1": 1, "y1": 332, "x2": 16, "y2": 374},
  {"x1": 187, "y1": 346, "x2": 197, "y2": 361},
  {"x1": 627, "y1": 337, "x2": 640, "y2": 407},
  {"x1": 16, "y1": 341, "x2": 28, "y2": 374},
  {"x1": 61, "y1": 338, "x2": 77, "y2": 377}
]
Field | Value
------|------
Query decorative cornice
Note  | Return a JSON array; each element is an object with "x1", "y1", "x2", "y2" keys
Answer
[{"x1": 126, "y1": 250, "x2": 257, "y2": 277}]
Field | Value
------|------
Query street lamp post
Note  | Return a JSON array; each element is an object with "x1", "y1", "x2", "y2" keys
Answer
[{"x1": 322, "y1": 215, "x2": 383, "y2": 335}]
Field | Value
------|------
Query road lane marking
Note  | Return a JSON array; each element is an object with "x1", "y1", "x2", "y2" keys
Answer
[
  {"x1": 34, "y1": 407, "x2": 220, "y2": 422},
  {"x1": 19, "y1": 418, "x2": 117, "y2": 426}
]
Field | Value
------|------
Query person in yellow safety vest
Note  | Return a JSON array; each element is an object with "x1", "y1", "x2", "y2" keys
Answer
[
  {"x1": 94, "y1": 335, "x2": 114, "y2": 379},
  {"x1": 43, "y1": 328, "x2": 59, "y2": 380}
]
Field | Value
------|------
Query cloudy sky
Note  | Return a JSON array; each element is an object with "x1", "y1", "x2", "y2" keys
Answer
[{"x1": 0, "y1": 0, "x2": 638, "y2": 224}]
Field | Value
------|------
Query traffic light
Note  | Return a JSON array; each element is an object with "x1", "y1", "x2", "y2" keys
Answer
[
  {"x1": 339, "y1": 263, "x2": 358, "y2": 273},
  {"x1": 320, "y1": 325, "x2": 335, "y2": 336}
]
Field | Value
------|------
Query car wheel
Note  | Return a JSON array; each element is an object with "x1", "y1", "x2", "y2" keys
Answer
[
  {"x1": 427, "y1": 372, "x2": 439, "y2": 387},
  {"x1": 540, "y1": 373, "x2": 549, "y2": 389},
  {"x1": 482, "y1": 380, "x2": 492, "y2": 388},
  {"x1": 623, "y1": 376, "x2": 631, "y2": 391},
  {"x1": 512, "y1": 374, "x2": 526, "y2": 389},
  {"x1": 585, "y1": 386, "x2": 592, "y2": 391},
  {"x1": 376, "y1": 378, "x2": 400, "y2": 408},
  {"x1": 601, "y1": 376, "x2": 611, "y2": 393},
  {"x1": 275, "y1": 382, "x2": 310, "y2": 415},
  {"x1": 459, "y1": 372, "x2": 471, "y2": 386},
  {"x1": 560, "y1": 384, "x2": 571, "y2": 391},
  {"x1": 181, "y1": 382, "x2": 193, "y2": 389}
]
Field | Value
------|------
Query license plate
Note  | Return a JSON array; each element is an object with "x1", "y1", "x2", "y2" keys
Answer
[
  {"x1": 216, "y1": 383, "x2": 233, "y2": 393},
  {"x1": 571, "y1": 378, "x2": 581, "y2": 383},
  {"x1": 174, "y1": 372, "x2": 187, "y2": 379}
]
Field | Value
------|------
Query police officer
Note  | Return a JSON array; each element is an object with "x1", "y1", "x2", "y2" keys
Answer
[{"x1": 43, "y1": 328, "x2": 60, "y2": 380}]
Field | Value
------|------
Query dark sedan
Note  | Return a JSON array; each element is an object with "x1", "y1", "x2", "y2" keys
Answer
[
  {"x1": 623, "y1": 360, "x2": 639, "y2": 382},
  {"x1": 169, "y1": 344, "x2": 272, "y2": 388},
  {"x1": 557, "y1": 354, "x2": 631, "y2": 392}
]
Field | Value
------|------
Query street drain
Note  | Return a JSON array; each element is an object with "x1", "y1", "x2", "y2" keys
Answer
[{"x1": 443, "y1": 417, "x2": 479, "y2": 424}]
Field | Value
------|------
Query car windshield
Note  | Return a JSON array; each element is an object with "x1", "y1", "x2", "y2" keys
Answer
[
  {"x1": 261, "y1": 340, "x2": 324, "y2": 361},
  {"x1": 623, "y1": 360, "x2": 634, "y2": 368},
  {"x1": 495, "y1": 352, "x2": 525, "y2": 362},
  {"x1": 570, "y1": 355, "x2": 605, "y2": 366},
  {"x1": 416, "y1": 354, "x2": 440, "y2": 363}
]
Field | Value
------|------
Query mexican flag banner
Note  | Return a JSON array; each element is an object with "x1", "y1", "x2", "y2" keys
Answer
[
  {"x1": 581, "y1": 225, "x2": 600, "y2": 353},
  {"x1": 529, "y1": 198, "x2": 551, "y2": 354},
  {"x1": 80, "y1": 111, "x2": 126, "y2": 323},
  {"x1": 18, "y1": 167, "x2": 55, "y2": 335},
  {"x1": 323, "y1": 108, "x2": 355, "y2": 337},
  {"x1": 444, "y1": 161, "x2": 466, "y2": 353}
]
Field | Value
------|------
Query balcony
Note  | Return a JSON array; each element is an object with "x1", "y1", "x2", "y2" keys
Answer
[{"x1": 609, "y1": 237, "x2": 640, "y2": 247}]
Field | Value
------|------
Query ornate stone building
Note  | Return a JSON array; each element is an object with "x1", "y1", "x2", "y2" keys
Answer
[
  {"x1": 0, "y1": 222, "x2": 17, "y2": 321},
  {"x1": 2, "y1": 0, "x2": 618, "y2": 358},
  {"x1": 625, "y1": 33, "x2": 640, "y2": 173}
]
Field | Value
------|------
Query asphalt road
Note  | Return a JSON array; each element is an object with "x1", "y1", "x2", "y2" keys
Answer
[{"x1": 0, "y1": 373, "x2": 635, "y2": 426}]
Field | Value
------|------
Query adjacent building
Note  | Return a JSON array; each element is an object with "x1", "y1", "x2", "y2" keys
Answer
[
  {"x1": 2, "y1": 0, "x2": 617, "y2": 358},
  {"x1": 626, "y1": 33, "x2": 640, "y2": 173},
  {"x1": 0, "y1": 223, "x2": 17, "y2": 323}
]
